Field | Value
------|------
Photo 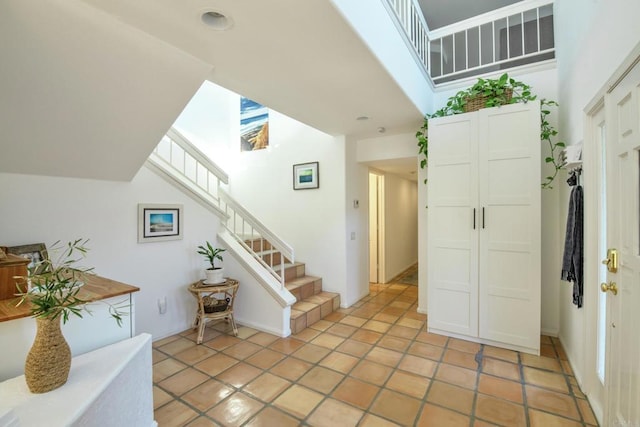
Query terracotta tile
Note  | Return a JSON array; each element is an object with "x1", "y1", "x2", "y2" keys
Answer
[
  {"x1": 292, "y1": 343, "x2": 331, "y2": 363},
  {"x1": 311, "y1": 332, "x2": 346, "y2": 349},
  {"x1": 204, "y1": 334, "x2": 242, "y2": 351},
  {"x1": 387, "y1": 325, "x2": 419, "y2": 339},
  {"x1": 244, "y1": 407, "x2": 300, "y2": 427},
  {"x1": 340, "y1": 315, "x2": 368, "y2": 327},
  {"x1": 373, "y1": 312, "x2": 400, "y2": 323},
  {"x1": 319, "y1": 351, "x2": 359, "y2": 374},
  {"x1": 363, "y1": 319, "x2": 392, "y2": 333},
  {"x1": 540, "y1": 335, "x2": 553, "y2": 344},
  {"x1": 158, "y1": 367, "x2": 209, "y2": 396},
  {"x1": 478, "y1": 374, "x2": 523, "y2": 404},
  {"x1": 158, "y1": 337, "x2": 197, "y2": 356},
  {"x1": 528, "y1": 408, "x2": 583, "y2": 427},
  {"x1": 222, "y1": 341, "x2": 262, "y2": 360},
  {"x1": 155, "y1": 335, "x2": 184, "y2": 349},
  {"x1": 152, "y1": 349, "x2": 169, "y2": 364},
  {"x1": 292, "y1": 327, "x2": 320, "y2": 342},
  {"x1": 475, "y1": 394, "x2": 526, "y2": 426},
  {"x1": 415, "y1": 331, "x2": 448, "y2": 347},
  {"x1": 351, "y1": 360, "x2": 393, "y2": 386},
  {"x1": 482, "y1": 357, "x2": 521, "y2": 381},
  {"x1": 473, "y1": 420, "x2": 500, "y2": 427},
  {"x1": 206, "y1": 392, "x2": 264, "y2": 427},
  {"x1": 154, "y1": 400, "x2": 199, "y2": 427},
  {"x1": 153, "y1": 358, "x2": 187, "y2": 382},
  {"x1": 540, "y1": 343, "x2": 557, "y2": 358},
  {"x1": 561, "y1": 359, "x2": 574, "y2": 376},
  {"x1": 525, "y1": 385, "x2": 580, "y2": 420},
  {"x1": 381, "y1": 306, "x2": 407, "y2": 317},
  {"x1": 216, "y1": 362, "x2": 262, "y2": 388},
  {"x1": 398, "y1": 354, "x2": 437, "y2": 378},
  {"x1": 271, "y1": 357, "x2": 313, "y2": 381},
  {"x1": 370, "y1": 389, "x2": 422, "y2": 426},
  {"x1": 194, "y1": 353, "x2": 239, "y2": 376},
  {"x1": 386, "y1": 370, "x2": 430, "y2": 399},
  {"x1": 483, "y1": 345, "x2": 519, "y2": 363},
  {"x1": 577, "y1": 398, "x2": 599, "y2": 425},
  {"x1": 273, "y1": 384, "x2": 324, "y2": 419},
  {"x1": 332, "y1": 377, "x2": 380, "y2": 409},
  {"x1": 523, "y1": 367, "x2": 569, "y2": 393},
  {"x1": 323, "y1": 311, "x2": 347, "y2": 322},
  {"x1": 366, "y1": 347, "x2": 404, "y2": 367},
  {"x1": 359, "y1": 413, "x2": 403, "y2": 426},
  {"x1": 435, "y1": 363, "x2": 477, "y2": 389},
  {"x1": 236, "y1": 326, "x2": 259, "y2": 339},
  {"x1": 448, "y1": 338, "x2": 481, "y2": 354},
  {"x1": 337, "y1": 339, "x2": 373, "y2": 357},
  {"x1": 416, "y1": 403, "x2": 470, "y2": 427},
  {"x1": 307, "y1": 398, "x2": 365, "y2": 427},
  {"x1": 174, "y1": 345, "x2": 217, "y2": 365},
  {"x1": 443, "y1": 348, "x2": 479, "y2": 370},
  {"x1": 326, "y1": 323, "x2": 357, "y2": 338},
  {"x1": 378, "y1": 335, "x2": 411, "y2": 352},
  {"x1": 153, "y1": 385, "x2": 173, "y2": 409},
  {"x1": 243, "y1": 372, "x2": 291, "y2": 402},
  {"x1": 351, "y1": 329, "x2": 383, "y2": 344},
  {"x1": 521, "y1": 353, "x2": 563, "y2": 372},
  {"x1": 245, "y1": 348, "x2": 285, "y2": 370},
  {"x1": 247, "y1": 332, "x2": 280, "y2": 347},
  {"x1": 408, "y1": 341, "x2": 444, "y2": 360},
  {"x1": 268, "y1": 337, "x2": 305, "y2": 355},
  {"x1": 426, "y1": 380, "x2": 475, "y2": 414},
  {"x1": 298, "y1": 366, "x2": 344, "y2": 394},
  {"x1": 182, "y1": 379, "x2": 234, "y2": 411},
  {"x1": 185, "y1": 416, "x2": 220, "y2": 427},
  {"x1": 310, "y1": 319, "x2": 333, "y2": 331},
  {"x1": 396, "y1": 317, "x2": 424, "y2": 329},
  {"x1": 389, "y1": 300, "x2": 412, "y2": 309}
]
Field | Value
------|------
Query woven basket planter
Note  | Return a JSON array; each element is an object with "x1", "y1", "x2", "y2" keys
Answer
[
  {"x1": 25, "y1": 316, "x2": 71, "y2": 393},
  {"x1": 464, "y1": 88, "x2": 513, "y2": 113}
]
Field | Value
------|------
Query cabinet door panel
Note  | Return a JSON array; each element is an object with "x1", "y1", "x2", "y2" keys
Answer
[
  {"x1": 428, "y1": 115, "x2": 479, "y2": 336},
  {"x1": 479, "y1": 102, "x2": 541, "y2": 353}
]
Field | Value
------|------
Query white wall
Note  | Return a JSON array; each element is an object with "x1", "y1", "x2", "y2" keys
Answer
[
  {"x1": 554, "y1": 0, "x2": 640, "y2": 384},
  {"x1": 0, "y1": 169, "x2": 225, "y2": 341},
  {"x1": 383, "y1": 174, "x2": 418, "y2": 281},
  {"x1": 174, "y1": 82, "x2": 354, "y2": 306}
]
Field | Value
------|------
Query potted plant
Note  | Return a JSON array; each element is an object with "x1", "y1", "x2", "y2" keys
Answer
[
  {"x1": 14, "y1": 239, "x2": 124, "y2": 393},
  {"x1": 416, "y1": 73, "x2": 565, "y2": 188},
  {"x1": 197, "y1": 241, "x2": 226, "y2": 284}
]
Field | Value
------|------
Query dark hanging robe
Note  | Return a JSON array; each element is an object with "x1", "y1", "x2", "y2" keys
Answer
[{"x1": 561, "y1": 184, "x2": 584, "y2": 307}]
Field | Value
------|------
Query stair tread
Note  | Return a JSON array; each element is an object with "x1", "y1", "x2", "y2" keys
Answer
[{"x1": 285, "y1": 275, "x2": 321, "y2": 289}]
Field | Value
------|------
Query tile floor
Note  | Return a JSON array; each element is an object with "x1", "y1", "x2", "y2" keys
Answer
[{"x1": 153, "y1": 280, "x2": 599, "y2": 426}]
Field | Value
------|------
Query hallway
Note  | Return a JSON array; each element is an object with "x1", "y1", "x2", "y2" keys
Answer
[{"x1": 152, "y1": 281, "x2": 598, "y2": 426}]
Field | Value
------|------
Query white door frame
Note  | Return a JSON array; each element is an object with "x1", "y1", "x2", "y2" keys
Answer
[{"x1": 368, "y1": 171, "x2": 385, "y2": 283}]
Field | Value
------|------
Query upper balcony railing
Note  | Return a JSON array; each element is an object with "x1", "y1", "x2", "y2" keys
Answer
[{"x1": 384, "y1": 0, "x2": 555, "y2": 85}]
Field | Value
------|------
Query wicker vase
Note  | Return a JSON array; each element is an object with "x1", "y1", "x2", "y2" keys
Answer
[{"x1": 25, "y1": 316, "x2": 71, "y2": 393}]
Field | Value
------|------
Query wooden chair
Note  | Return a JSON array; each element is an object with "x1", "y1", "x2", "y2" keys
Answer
[{"x1": 188, "y1": 279, "x2": 239, "y2": 344}]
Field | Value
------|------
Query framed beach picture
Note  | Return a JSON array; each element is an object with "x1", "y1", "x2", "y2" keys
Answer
[
  {"x1": 7, "y1": 243, "x2": 49, "y2": 273},
  {"x1": 138, "y1": 204, "x2": 183, "y2": 243},
  {"x1": 240, "y1": 97, "x2": 269, "y2": 151},
  {"x1": 293, "y1": 162, "x2": 319, "y2": 190}
]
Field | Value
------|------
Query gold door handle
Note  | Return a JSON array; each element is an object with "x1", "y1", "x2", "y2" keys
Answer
[
  {"x1": 601, "y1": 248, "x2": 618, "y2": 273},
  {"x1": 601, "y1": 281, "x2": 618, "y2": 295}
]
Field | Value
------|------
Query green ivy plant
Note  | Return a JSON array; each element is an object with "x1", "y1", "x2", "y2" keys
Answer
[{"x1": 416, "y1": 73, "x2": 565, "y2": 189}]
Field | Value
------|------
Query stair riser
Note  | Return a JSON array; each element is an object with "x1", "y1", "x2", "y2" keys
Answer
[
  {"x1": 290, "y1": 293, "x2": 340, "y2": 335},
  {"x1": 245, "y1": 239, "x2": 274, "y2": 252}
]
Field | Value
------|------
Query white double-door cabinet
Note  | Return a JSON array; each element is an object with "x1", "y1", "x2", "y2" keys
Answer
[{"x1": 427, "y1": 101, "x2": 541, "y2": 355}]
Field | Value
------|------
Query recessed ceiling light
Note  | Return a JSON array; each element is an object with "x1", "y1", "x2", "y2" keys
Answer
[
  {"x1": 201, "y1": 10, "x2": 232, "y2": 30},
  {"x1": 356, "y1": 116, "x2": 369, "y2": 121}
]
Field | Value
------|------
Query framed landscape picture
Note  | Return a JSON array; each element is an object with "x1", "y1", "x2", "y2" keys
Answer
[
  {"x1": 293, "y1": 162, "x2": 319, "y2": 190},
  {"x1": 138, "y1": 204, "x2": 183, "y2": 243}
]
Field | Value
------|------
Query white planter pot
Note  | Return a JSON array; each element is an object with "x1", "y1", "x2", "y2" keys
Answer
[{"x1": 204, "y1": 268, "x2": 225, "y2": 285}]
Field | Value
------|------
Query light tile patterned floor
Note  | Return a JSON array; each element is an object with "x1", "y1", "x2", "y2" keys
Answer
[{"x1": 153, "y1": 280, "x2": 599, "y2": 426}]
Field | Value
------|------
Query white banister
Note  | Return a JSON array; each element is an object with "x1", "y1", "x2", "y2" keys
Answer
[
  {"x1": 384, "y1": 0, "x2": 555, "y2": 84},
  {"x1": 147, "y1": 128, "x2": 293, "y2": 290}
]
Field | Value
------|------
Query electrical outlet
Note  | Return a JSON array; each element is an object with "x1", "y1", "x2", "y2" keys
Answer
[{"x1": 158, "y1": 297, "x2": 167, "y2": 314}]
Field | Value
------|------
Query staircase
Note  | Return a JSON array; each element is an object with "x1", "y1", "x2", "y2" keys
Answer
[
  {"x1": 146, "y1": 127, "x2": 340, "y2": 335},
  {"x1": 248, "y1": 238, "x2": 340, "y2": 334}
]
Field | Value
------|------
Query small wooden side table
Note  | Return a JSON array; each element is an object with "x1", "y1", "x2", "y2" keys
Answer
[{"x1": 188, "y1": 279, "x2": 239, "y2": 344}]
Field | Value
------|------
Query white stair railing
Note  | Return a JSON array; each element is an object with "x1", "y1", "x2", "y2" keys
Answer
[
  {"x1": 146, "y1": 128, "x2": 293, "y2": 289},
  {"x1": 384, "y1": 0, "x2": 556, "y2": 84}
]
